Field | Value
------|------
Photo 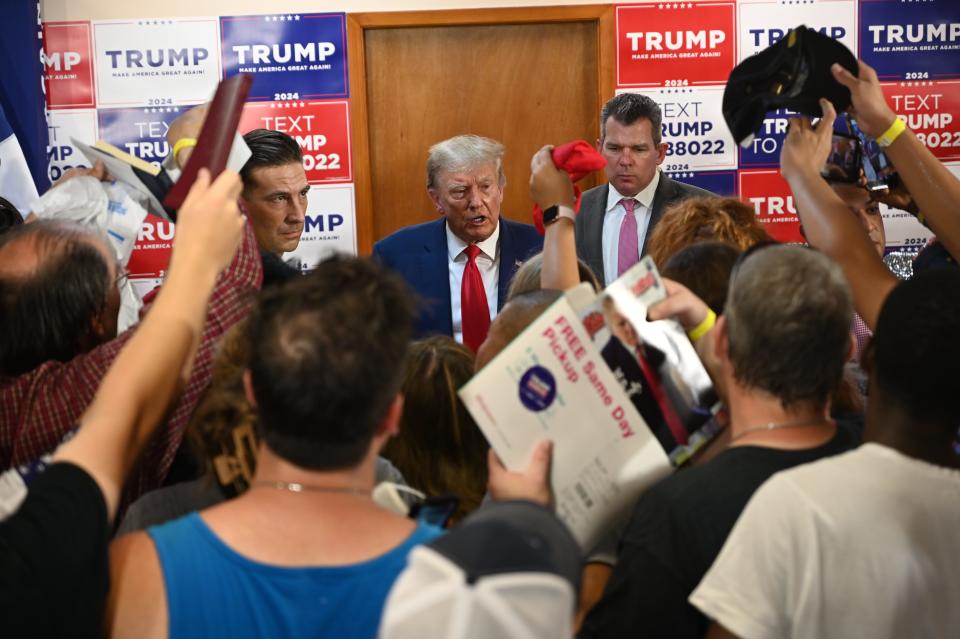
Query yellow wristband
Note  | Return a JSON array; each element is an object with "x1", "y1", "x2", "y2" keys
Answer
[
  {"x1": 172, "y1": 137, "x2": 198, "y2": 161},
  {"x1": 687, "y1": 309, "x2": 716, "y2": 342},
  {"x1": 876, "y1": 117, "x2": 906, "y2": 147}
]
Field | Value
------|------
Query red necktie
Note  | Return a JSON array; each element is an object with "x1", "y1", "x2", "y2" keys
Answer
[
  {"x1": 635, "y1": 347, "x2": 689, "y2": 446},
  {"x1": 461, "y1": 244, "x2": 490, "y2": 353}
]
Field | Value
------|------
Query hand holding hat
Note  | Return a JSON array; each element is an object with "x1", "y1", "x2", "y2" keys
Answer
[
  {"x1": 781, "y1": 98, "x2": 838, "y2": 182},
  {"x1": 830, "y1": 60, "x2": 898, "y2": 139},
  {"x1": 530, "y1": 141, "x2": 606, "y2": 234}
]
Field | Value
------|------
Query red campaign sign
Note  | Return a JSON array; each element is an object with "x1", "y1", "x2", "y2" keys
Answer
[
  {"x1": 616, "y1": 2, "x2": 736, "y2": 88},
  {"x1": 238, "y1": 100, "x2": 352, "y2": 184},
  {"x1": 128, "y1": 214, "x2": 174, "y2": 279},
  {"x1": 42, "y1": 22, "x2": 96, "y2": 109},
  {"x1": 882, "y1": 81, "x2": 960, "y2": 162},
  {"x1": 738, "y1": 170, "x2": 803, "y2": 244}
]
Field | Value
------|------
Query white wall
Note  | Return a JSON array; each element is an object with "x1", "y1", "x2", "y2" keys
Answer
[{"x1": 43, "y1": 0, "x2": 610, "y2": 21}]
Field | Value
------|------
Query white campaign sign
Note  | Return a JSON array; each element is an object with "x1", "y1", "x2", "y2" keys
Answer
[
  {"x1": 46, "y1": 109, "x2": 98, "y2": 184},
  {"x1": 621, "y1": 86, "x2": 737, "y2": 172},
  {"x1": 737, "y1": 0, "x2": 858, "y2": 62},
  {"x1": 882, "y1": 161, "x2": 958, "y2": 250},
  {"x1": 93, "y1": 18, "x2": 221, "y2": 107},
  {"x1": 284, "y1": 183, "x2": 357, "y2": 271}
]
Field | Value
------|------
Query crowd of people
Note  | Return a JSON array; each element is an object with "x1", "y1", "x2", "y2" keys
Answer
[{"x1": 0, "y1": 55, "x2": 958, "y2": 639}]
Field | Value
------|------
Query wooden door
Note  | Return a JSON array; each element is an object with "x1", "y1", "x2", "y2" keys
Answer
[{"x1": 348, "y1": 7, "x2": 615, "y2": 253}]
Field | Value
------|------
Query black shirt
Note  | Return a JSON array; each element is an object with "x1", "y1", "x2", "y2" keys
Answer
[
  {"x1": 0, "y1": 462, "x2": 109, "y2": 638},
  {"x1": 579, "y1": 427, "x2": 856, "y2": 639}
]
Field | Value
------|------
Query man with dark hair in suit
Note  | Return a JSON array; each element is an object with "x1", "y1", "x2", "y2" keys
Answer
[
  {"x1": 373, "y1": 134, "x2": 542, "y2": 351},
  {"x1": 575, "y1": 93, "x2": 715, "y2": 286}
]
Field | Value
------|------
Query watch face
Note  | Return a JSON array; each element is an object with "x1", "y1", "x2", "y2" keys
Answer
[{"x1": 542, "y1": 205, "x2": 559, "y2": 225}]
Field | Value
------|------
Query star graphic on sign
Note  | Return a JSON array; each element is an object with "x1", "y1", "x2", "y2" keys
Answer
[
  {"x1": 295, "y1": 15, "x2": 301, "y2": 20},
  {"x1": 299, "y1": 101, "x2": 305, "y2": 107}
]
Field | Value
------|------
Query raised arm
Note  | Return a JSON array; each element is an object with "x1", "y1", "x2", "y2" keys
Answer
[
  {"x1": 780, "y1": 99, "x2": 896, "y2": 330},
  {"x1": 529, "y1": 145, "x2": 580, "y2": 291},
  {"x1": 52, "y1": 169, "x2": 246, "y2": 522},
  {"x1": 832, "y1": 61, "x2": 960, "y2": 261}
]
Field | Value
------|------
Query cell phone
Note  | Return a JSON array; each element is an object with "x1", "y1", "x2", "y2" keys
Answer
[
  {"x1": 409, "y1": 495, "x2": 459, "y2": 528},
  {"x1": 832, "y1": 112, "x2": 899, "y2": 192},
  {"x1": 822, "y1": 132, "x2": 862, "y2": 184}
]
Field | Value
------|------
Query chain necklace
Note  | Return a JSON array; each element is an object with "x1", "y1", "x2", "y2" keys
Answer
[
  {"x1": 730, "y1": 417, "x2": 834, "y2": 444},
  {"x1": 252, "y1": 480, "x2": 371, "y2": 496}
]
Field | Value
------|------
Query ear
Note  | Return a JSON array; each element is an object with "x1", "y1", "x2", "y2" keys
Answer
[
  {"x1": 242, "y1": 370, "x2": 258, "y2": 408},
  {"x1": 846, "y1": 331, "x2": 857, "y2": 363},
  {"x1": 596, "y1": 136, "x2": 603, "y2": 152},
  {"x1": 655, "y1": 142, "x2": 668, "y2": 165},
  {"x1": 378, "y1": 393, "x2": 404, "y2": 438},
  {"x1": 427, "y1": 188, "x2": 444, "y2": 214},
  {"x1": 713, "y1": 314, "x2": 730, "y2": 365}
]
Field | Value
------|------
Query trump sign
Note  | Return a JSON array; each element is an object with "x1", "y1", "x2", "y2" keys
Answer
[
  {"x1": 617, "y1": 1, "x2": 736, "y2": 88},
  {"x1": 238, "y1": 100, "x2": 352, "y2": 184},
  {"x1": 220, "y1": 13, "x2": 348, "y2": 101}
]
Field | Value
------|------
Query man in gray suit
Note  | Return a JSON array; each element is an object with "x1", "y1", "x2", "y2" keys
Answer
[{"x1": 575, "y1": 93, "x2": 715, "y2": 286}]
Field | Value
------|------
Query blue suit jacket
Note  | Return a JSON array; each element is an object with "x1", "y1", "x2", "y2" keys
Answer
[{"x1": 373, "y1": 217, "x2": 543, "y2": 338}]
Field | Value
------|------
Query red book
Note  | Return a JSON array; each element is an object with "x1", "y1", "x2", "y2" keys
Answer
[{"x1": 163, "y1": 74, "x2": 252, "y2": 212}]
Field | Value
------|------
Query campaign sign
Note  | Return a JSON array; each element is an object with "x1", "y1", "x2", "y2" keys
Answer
[
  {"x1": 42, "y1": 22, "x2": 96, "y2": 109},
  {"x1": 881, "y1": 203, "x2": 933, "y2": 252},
  {"x1": 882, "y1": 81, "x2": 960, "y2": 162},
  {"x1": 738, "y1": 108, "x2": 801, "y2": 169},
  {"x1": 221, "y1": 13, "x2": 348, "y2": 101},
  {"x1": 737, "y1": 0, "x2": 856, "y2": 62},
  {"x1": 617, "y1": 2, "x2": 736, "y2": 88},
  {"x1": 47, "y1": 109, "x2": 98, "y2": 183},
  {"x1": 93, "y1": 18, "x2": 221, "y2": 107},
  {"x1": 128, "y1": 213, "x2": 174, "y2": 279},
  {"x1": 883, "y1": 160, "x2": 960, "y2": 250},
  {"x1": 664, "y1": 170, "x2": 737, "y2": 196},
  {"x1": 97, "y1": 106, "x2": 184, "y2": 168},
  {"x1": 860, "y1": 0, "x2": 960, "y2": 81},
  {"x1": 639, "y1": 86, "x2": 736, "y2": 171},
  {"x1": 238, "y1": 100, "x2": 352, "y2": 184},
  {"x1": 286, "y1": 183, "x2": 356, "y2": 271},
  {"x1": 738, "y1": 169, "x2": 802, "y2": 243}
]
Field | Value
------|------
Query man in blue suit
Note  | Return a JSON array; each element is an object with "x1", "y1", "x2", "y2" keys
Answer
[{"x1": 373, "y1": 135, "x2": 542, "y2": 351}]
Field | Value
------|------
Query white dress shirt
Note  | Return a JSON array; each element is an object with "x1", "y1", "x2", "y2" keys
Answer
[
  {"x1": 447, "y1": 222, "x2": 500, "y2": 344},
  {"x1": 601, "y1": 171, "x2": 661, "y2": 285}
]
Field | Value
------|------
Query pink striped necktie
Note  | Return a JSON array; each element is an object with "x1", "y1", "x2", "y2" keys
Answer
[{"x1": 617, "y1": 198, "x2": 639, "y2": 278}]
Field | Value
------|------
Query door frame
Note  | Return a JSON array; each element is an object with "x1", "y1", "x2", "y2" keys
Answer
[{"x1": 347, "y1": 5, "x2": 616, "y2": 254}]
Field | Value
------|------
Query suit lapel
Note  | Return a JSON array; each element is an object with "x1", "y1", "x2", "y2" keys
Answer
[
  {"x1": 585, "y1": 184, "x2": 608, "y2": 285},
  {"x1": 497, "y1": 219, "x2": 517, "y2": 310},
  {"x1": 420, "y1": 218, "x2": 453, "y2": 336},
  {"x1": 642, "y1": 174, "x2": 675, "y2": 256}
]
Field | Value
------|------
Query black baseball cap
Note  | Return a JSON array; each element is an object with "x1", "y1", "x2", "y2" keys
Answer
[{"x1": 723, "y1": 25, "x2": 859, "y2": 147}]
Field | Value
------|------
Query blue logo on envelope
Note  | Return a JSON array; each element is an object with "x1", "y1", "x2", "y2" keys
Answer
[
  {"x1": 519, "y1": 366, "x2": 557, "y2": 412},
  {"x1": 220, "y1": 13, "x2": 349, "y2": 101},
  {"x1": 860, "y1": 0, "x2": 960, "y2": 81}
]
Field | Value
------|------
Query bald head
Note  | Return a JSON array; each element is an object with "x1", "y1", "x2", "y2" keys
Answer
[
  {"x1": 0, "y1": 220, "x2": 119, "y2": 375},
  {"x1": 475, "y1": 289, "x2": 562, "y2": 371}
]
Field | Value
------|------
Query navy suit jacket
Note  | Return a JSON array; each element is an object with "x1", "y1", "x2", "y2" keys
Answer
[{"x1": 373, "y1": 217, "x2": 543, "y2": 338}]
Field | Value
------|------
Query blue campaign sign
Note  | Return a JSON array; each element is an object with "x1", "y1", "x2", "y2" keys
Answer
[
  {"x1": 98, "y1": 106, "x2": 184, "y2": 167},
  {"x1": 860, "y1": 0, "x2": 960, "y2": 81},
  {"x1": 737, "y1": 109, "x2": 798, "y2": 169},
  {"x1": 665, "y1": 170, "x2": 737, "y2": 197},
  {"x1": 220, "y1": 13, "x2": 348, "y2": 101}
]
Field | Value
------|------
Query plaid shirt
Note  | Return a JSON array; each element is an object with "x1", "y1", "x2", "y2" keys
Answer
[{"x1": 0, "y1": 222, "x2": 262, "y2": 506}]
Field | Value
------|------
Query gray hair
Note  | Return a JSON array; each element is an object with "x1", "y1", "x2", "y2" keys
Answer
[
  {"x1": 724, "y1": 245, "x2": 852, "y2": 410},
  {"x1": 426, "y1": 134, "x2": 506, "y2": 190},
  {"x1": 600, "y1": 93, "x2": 663, "y2": 145}
]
